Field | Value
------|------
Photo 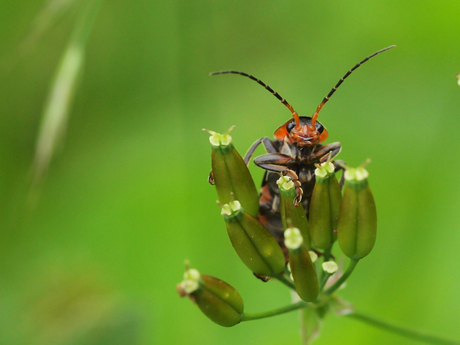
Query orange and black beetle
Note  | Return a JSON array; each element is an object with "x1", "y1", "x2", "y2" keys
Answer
[{"x1": 211, "y1": 46, "x2": 394, "y2": 251}]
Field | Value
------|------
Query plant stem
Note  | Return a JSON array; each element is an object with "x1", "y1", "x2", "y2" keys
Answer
[
  {"x1": 273, "y1": 273, "x2": 296, "y2": 290},
  {"x1": 319, "y1": 272, "x2": 331, "y2": 291},
  {"x1": 320, "y1": 246, "x2": 332, "y2": 282},
  {"x1": 323, "y1": 246, "x2": 332, "y2": 262},
  {"x1": 324, "y1": 258, "x2": 359, "y2": 296},
  {"x1": 348, "y1": 312, "x2": 460, "y2": 345},
  {"x1": 242, "y1": 300, "x2": 308, "y2": 321}
]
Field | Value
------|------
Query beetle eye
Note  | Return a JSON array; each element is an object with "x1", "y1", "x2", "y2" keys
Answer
[
  {"x1": 315, "y1": 123, "x2": 324, "y2": 133},
  {"x1": 286, "y1": 121, "x2": 296, "y2": 132}
]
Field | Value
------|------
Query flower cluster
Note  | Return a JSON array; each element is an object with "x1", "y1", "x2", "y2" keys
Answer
[{"x1": 178, "y1": 127, "x2": 377, "y2": 331}]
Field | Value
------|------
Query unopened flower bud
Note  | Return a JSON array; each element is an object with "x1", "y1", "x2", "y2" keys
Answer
[
  {"x1": 285, "y1": 227, "x2": 303, "y2": 250},
  {"x1": 322, "y1": 261, "x2": 338, "y2": 274},
  {"x1": 309, "y1": 251, "x2": 318, "y2": 263},
  {"x1": 337, "y1": 163, "x2": 377, "y2": 259},
  {"x1": 177, "y1": 267, "x2": 244, "y2": 327},
  {"x1": 285, "y1": 227, "x2": 319, "y2": 302},
  {"x1": 220, "y1": 200, "x2": 285, "y2": 277},
  {"x1": 277, "y1": 176, "x2": 311, "y2": 249},
  {"x1": 309, "y1": 161, "x2": 342, "y2": 250},
  {"x1": 204, "y1": 127, "x2": 259, "y2": 217}
]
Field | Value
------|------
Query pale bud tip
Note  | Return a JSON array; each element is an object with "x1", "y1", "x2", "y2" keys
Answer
[
  {"x1": 220, "y1": 204, "x2": 232, "y2": 216},
  {"x1": 181, "y1": 268, "x2": 201, "y2": 294},
  {"x1": 284, "y1": 227, "x2": 303, "y2": 249},
  {"x1": 344, "y1": 166, "x2": 369, "y2": 182},
  {"x1": 315, "y1": 161, "x2": 335, "y2": 178},
  {"x1": 308, "y1": 251, "x2": 318, "y2": 263},
  {"x1": 205, "y1": 129, "x2": 233, "y2": 146},
  {"x1": 322, "y1": 261, "x2": 338, "y2": 274},
  {"x1": 229, "y1": 200, "x2": 241, "y2": 212},
  {"x1": 277, "y1": 176, "x2": 294, "y2": 190},
  {"x1": 220, "y1": 133, "x2": 232, "y2": 146}
]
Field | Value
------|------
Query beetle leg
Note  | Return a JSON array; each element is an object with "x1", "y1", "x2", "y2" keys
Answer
[
  {"x1": 333, "y1": 159, "x2": 346, "y2": 189},
  {"x1": 314, "y1": 142, "x2": 342, "y2": 163},
  {"x1": 243, "y1": 138, "x2": 263, "y2": 166},
  {"x1": 254, "y1": 153, "x2": 303, "y2": 204},
  {"x1": 333, "y1": 159, "x2": 346, "y2": 171},
  {"x1": 208, "y1": 171, "x2": 215, "y2": 185},
  {"x1": 253, "y1": 152, "x2": 293, "y2": 166},
  {"x1": 261, "y1": 138, "x2": 279, "y2": 153},
  {"x1": 243, "y1": 137, "x2": 278, "y2": 166},
  {"x1": 283, "y1": 170, "x2": 303, "y2": 205}
]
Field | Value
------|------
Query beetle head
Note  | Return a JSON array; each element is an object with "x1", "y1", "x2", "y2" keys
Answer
[{"x1": 274, "y1": 115, "x2": 328, "y2": 147}]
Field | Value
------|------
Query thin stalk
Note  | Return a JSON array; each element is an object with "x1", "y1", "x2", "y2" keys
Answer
[
  {"x1": 348, "y1": 312, "x2": 460, "y2": 345},
  {"x1": 319, "y1": 272, "x2": 331, "y2": 292},
  {"x1": 242, "y1": 300, "x2": 308, "y2": 321},
  {"x1": 324, "y1": 258, "x2": 359, "y2": 296},
  {"x1": 273, "y1": 273, "x2": 296, "y2": 290},
  {"x1": 320, "y1": 246, "x2": 332, "y2": 283},
  {"x1": 323, "y1": 246, "x2": 332, "y2": 262}
]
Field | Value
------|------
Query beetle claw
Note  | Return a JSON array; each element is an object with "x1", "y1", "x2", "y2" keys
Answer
[
  {"x1": 281, "y1": 170, "x2": 303, "y2": 206},
  {"x1": 208, "y1": 171, "x2": 215, "y2": 185},
  {"x1": 294, "y1": 191, "x2": 303, "y2": 206}
]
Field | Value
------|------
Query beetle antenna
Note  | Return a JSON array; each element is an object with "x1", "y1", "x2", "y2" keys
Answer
[
  {"x1": 211, "y1": 70, "x2": 301, "y2": 127},
  {"x1": 310, "y1": 45, "x2": 396, "y2": 128}
]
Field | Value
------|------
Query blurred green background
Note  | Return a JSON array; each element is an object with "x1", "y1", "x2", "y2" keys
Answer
[{"x1": 1, "y1": 0, "x2": 460, "y2": 344}]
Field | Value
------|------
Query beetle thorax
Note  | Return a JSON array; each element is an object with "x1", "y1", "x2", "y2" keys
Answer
[{"x1": 279, "y1": 140, "x2": 312, "y2": 159}]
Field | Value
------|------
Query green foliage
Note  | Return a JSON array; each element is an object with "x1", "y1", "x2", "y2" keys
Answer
[{"x1": 1, "y1": 0, "x2": 460, "y2": 344}]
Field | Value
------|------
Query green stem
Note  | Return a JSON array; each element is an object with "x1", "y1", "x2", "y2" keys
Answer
[
  {"x1": 242, "y1": 300, "x2": 308, "y2": 321},
  {"x1": 319, "y1": 272, "x2": 331, "y2": 291},
  {"x1": 348, "y1": 312, "x2": 460, "y2": 345},
  {"x1": 320, "y1": 246, "x2": 332, "y2": 282},
  {"x1": 323, "y1": 246, "x2": 332, "y2": 262},
  {"x1": 273, "y1": 273, "x2": 296, "y2": 290},
  {"x1": 324, "y1": 258, "x2": 359, "y2": 296}
]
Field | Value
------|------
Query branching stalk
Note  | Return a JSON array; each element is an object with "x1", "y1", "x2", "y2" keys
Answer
[
  {"x1": 324, "y1": 258, "x2": 359, "y2": 295},
  {"x1": 348, "y1": 312, "x2": 460, "y2": 345},
  {"x1": 242, "y1": 300, "x2": 308, "y2": 321},
  {"x1": 273, "y1": 273, "x2": 296, "y2": 290}
]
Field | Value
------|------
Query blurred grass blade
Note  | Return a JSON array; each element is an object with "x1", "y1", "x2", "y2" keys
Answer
[
  {"x1": 1, "y1": 0, "x2": 78, "y2": 73},
  {"x1": 30, "y1": 0, "x2": 103, "y2": 199},
  {"x1": 20, "y1": 0, "x2": 78, "y2": 52}
]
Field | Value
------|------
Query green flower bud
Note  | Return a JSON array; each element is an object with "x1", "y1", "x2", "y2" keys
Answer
[
  {"x1": 177, "y1": 267, "x2": 244, "y2": 327},
  {"x1": 337, "y1": 164, "x2": 377, "y2": 259},
  {"x1": 221, "y1": 200, "x2": 285, "y2": 277},
  {"x1": 285, "y1": 227, "x2": 319, "y2": 302},
  {"x1": 204, "y1": 127, "x2": 259, "y2": 217},
  {"x1": 309, "y1": 161, "x2": 342, "y2": 250},
  {"x1": 277, "y1": 176, "x2": 311, "y2": 249}
]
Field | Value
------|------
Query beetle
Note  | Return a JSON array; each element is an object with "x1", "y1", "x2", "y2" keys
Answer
[{"x1": 211, "y1": 46, "x2": 395, "y2": 252}]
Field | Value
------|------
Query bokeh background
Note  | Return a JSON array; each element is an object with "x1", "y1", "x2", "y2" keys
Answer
[{"x1": 1, "y1": 0, "x2": 460, "y2": 344}]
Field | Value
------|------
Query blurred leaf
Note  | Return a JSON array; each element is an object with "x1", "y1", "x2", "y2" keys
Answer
[
  {"x1": 3, "y1": 254, "x2": 143, "y2": 345},
  {"x1": 329, "y1": 295, "x2": 354, "y2": 316},
  {"x1": 300, "y1": 306, "x2": 323, "y2": 345}
]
